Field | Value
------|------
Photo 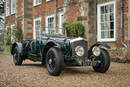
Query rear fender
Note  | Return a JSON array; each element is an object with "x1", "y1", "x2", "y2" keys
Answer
[{"x1": 11, "y1": 42, "x2": 23, "y2": 55}]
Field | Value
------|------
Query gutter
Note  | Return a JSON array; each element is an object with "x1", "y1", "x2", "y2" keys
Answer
[
  {"x1": 56, "y1": 0, "x2": 58, "y2": 33},
  {"x1": 121, "y1": 0, "x2": 128, "y2": 59},
  {"x1": 94, "y1": 0, "x2": 97, "y2": 43}
]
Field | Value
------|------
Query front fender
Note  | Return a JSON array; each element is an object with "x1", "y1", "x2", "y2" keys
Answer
[
  {"x1": 88, "y1": 42, "x2": 110, "y2": 58},
  {"x1": 47, "y1": 40, "x2": 61, "y2": 48},
  {"x1": 11, "y1": 42, "x2": 23, "y2": 55},
  {"x1": 90, "y1": 42, "x2": 111, "y2": 49}
]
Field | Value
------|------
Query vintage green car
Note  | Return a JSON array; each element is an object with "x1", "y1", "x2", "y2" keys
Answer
[{"x1": 11, "y1": 35, "x2": 111, "y2": 76}]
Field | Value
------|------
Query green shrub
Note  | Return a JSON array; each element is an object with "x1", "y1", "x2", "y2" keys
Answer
[
  {"x1": 62, "y1": 22, "x2": 70, "y2": 36},
  {"x1": 6, "y1": 45, "x2": 12, "y2": 52},
  {"x1": 0, "y1": 42, "x2": 4, "y2": 51},
  {"x1": 63, "y1": 22, "x2": 85, "y2": 37},
  {"x1": 5, "y1": 23, "x2": 11, "y2": 45}
]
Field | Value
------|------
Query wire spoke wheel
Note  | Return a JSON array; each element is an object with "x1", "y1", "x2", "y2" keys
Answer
[
  {"x1": 13, "y1": 46, "x2": 23, "y2": 65},
  {"x1": 46, "y1": 47, "x2": 64, "y2": 76},
  {"x1": 47, "y1": 52, "x2": 56, "y2": 71},
  {"x1": 93, "y1": 48, "x2": 110, "y2": 73}
]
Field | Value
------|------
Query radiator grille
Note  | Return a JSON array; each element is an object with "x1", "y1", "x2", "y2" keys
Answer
[{"x1": 71, "y1": 40, "x2": 88, "y2": 59}]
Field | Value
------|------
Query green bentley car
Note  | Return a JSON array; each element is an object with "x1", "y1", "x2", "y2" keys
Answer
[{"x1": 11, "y1": 35, "x2": 111, "y2": 76}]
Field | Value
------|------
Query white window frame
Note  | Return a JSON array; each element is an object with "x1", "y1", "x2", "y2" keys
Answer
[
  {"x1": 6, "y1": 0, "x2": 10, "y2": 16},
  {"x1": 59, "y1": 13, "x2": 64, "y2": 34},
  {"x1": 34, "y1": 0, "x2": 41, "y2": 6},
  {"x1": 97, "y1": 1, "x2": 116, "y2": 42},
  {"x1": 11, "y1": 0, "x2": 16, "y2": 14},
  {"x1": 11, "y1": 24, "x2": 16, "y2": 43},
  {"x1": 33, "y1": 17, "x2": 41, "y2": 39},
  {"x1": 46, "y1": 15, "x2": 55, "y2": 34}
]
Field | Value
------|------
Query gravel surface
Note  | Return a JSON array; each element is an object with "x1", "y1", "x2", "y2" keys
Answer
[{"x1": 0, "y1": 54, "x2": 130, "y2": 87}]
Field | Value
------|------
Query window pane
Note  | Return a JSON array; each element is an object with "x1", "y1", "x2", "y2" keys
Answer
[
  {"x1": 101, "y1": 23, "x2": 104, "y2": 30},
  {"x1": 110, "y1": 30, "x2": 114, "y2": 38},
  {"x1": 104, "y1": 30, "x2": 109, "y2": 38},
  {"x1": 105, "y1": 22, "x2": 110, "y2": 30},
  {"x1": 110, "y1": 22, "x2": 114, "y2": 29},
  {"x1": 105, "y1": 6, "x2": 109, "y2": 13},
  {"x1": 48, "y1": 18, "x2": 50, "y2": 23},
  {"x1": 105, "y1": 14, "x2": 110, "y2": 21},
  {"x1": 101, "y1": 31, "x2": 105, "y2": 39},
  {"x1": 101, "y1": 6, "x2": 105, "y2": 14},
  {"x1": 110, "y1": 4, "x2": 114, "y2": 13},
  {"x1": 101, "y1": 14, "x2": 104, "y2": 22},
  {"x1": 110, "y1": 13, "x2": 114, "y2": 21}
]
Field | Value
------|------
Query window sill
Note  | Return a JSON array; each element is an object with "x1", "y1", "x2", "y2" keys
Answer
[
  {"x1": 97, "y1": 39, "x2": 116, "y2": 43},
  {"x1": 33, "y1": 3, "x2": 41, "y2": 7},
  {"x1": 5, "y1": 15, "x2": 10, "y2": 17},
  {"x1": 46, "y1": 0, "x2": 53, "y2": 3},
  {"x1": 11, "y1": 13, "x2": 16, "y2": 15}
]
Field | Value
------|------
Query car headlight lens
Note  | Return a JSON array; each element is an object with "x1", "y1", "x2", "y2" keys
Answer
[
  {"x1": 92, "y1": 46, "x2": 101, "y2": 56},
  {"x1": 75, "y1": 46, "x2": 85, "y2": 57}
]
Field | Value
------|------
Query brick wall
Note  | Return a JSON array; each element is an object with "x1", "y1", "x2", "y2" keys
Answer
[
  {"x1": 5, "y1": 15, "x2": 15, "y2": 24},
  {"x1": 65, "y1": 1, "x2": 82, "y2": 23},
  {"x1": 16, "y1": 0, "x2": 24, "y2": 17}
]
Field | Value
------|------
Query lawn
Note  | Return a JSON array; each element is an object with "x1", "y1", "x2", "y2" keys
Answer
[{"x1": 0, "y1": 51, "x2": 11, "y2": 55}]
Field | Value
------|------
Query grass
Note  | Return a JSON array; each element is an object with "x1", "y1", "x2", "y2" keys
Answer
[{"x1": 0, "y1": 51, "x2": 11, "y2": 55}]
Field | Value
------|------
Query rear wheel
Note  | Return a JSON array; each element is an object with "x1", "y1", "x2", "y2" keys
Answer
[
  {"x1": 93, "y1": 48, "x2": 110, "y2": 73},
  {"x1": 46, "y1": 47, "x2": 64, "y2": 76},
  {"x1": 13, "y1": 46, "x2": 23, "y2": 65}
]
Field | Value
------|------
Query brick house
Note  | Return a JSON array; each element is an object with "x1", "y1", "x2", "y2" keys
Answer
[{"x1": 5, "y1": 0, "x2": 130, "y2": 60}]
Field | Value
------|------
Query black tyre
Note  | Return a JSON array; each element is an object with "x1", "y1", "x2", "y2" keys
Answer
[
  {"x1": 13, "y1": 46, "x2": 23, "y2": 65},
  {"x1": 46, "y1": 47, "x2": 64, "y2": 76},
  {"x1": 93, "y1": 48, "x2": 110, "y2": 73}
]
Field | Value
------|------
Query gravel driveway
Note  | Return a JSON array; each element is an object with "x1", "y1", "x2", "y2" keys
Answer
[{"x1": 0, "y1": 54, "x2": 130, "y2": 87}]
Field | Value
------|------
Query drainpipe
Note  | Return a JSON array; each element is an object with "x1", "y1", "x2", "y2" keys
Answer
[
  {"x1": 121, "y1": 0, "x2": 128, "y2": 59},
  {"x1": 94, "y1": 0, "x2": 97, "y2": 43},
  {"x1": 56, "y1": 0, "x2": 58, "y2": 33}
]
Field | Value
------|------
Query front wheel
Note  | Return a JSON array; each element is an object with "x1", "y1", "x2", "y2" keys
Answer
[
  {"x1": 93, "y1": 48, "x2": 110, "y2": 73},
  {"x1": 13, "y1": 46, "x2": 23, "y2": 65},
  {"x1": 46, "y1": 47, "x2": 64, "y2": 76}
]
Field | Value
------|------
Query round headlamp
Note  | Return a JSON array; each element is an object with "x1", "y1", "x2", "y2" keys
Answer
[
  {"x1": 92, "y1": 46, "x2": 101, "y2": 56},
  {"x1": 75, "y1": 46, "x2": 85, "y2": 57}
]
